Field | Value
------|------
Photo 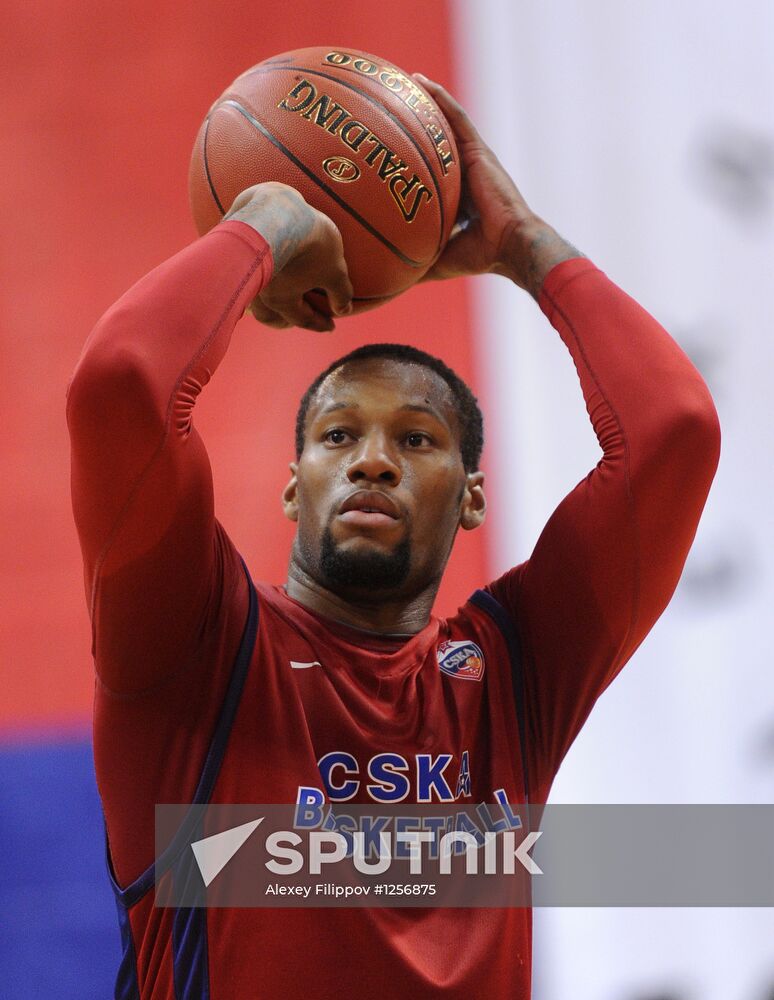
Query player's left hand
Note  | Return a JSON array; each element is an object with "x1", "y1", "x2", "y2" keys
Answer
[{"x1": 413, "y1": 74, "x2": 541, "y2": 289}]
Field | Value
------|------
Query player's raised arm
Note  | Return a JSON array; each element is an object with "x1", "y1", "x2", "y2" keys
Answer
[
  {"x1": 66, "y1": 184, "x2": 351, "y2": 693},
  {"x1": 418, "y1": 76, "x2": 721, "y2": 796}
]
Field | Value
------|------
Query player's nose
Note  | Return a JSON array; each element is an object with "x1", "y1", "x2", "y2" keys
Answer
[{"x1": 346, "y1": 432, "x2": 401, "y2": 485}]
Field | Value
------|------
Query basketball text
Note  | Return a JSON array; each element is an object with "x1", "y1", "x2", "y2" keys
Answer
[
  {"x1": 278, "y1": 80, "x2": 434, "y2": 224},
  {"x1": 323, "y1": 49, "x2": 456, "y2": 176}
]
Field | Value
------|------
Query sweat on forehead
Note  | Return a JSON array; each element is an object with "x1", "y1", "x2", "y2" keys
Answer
[{"x1": 310, "y1": 357, "x2": 457, "y2": 421}]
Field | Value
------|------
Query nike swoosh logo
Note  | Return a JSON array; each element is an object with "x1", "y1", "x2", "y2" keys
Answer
[
  {"x1": 191, "y1": 818, "x2": 263, "y2": 887},
  {"x1": 290, "y1": 660, "x2": 321, "y2": 669}
]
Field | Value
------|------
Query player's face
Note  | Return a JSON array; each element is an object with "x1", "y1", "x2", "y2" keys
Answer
[{"x1": 283, "y1": 359, "x2": 485, "y2": 599}]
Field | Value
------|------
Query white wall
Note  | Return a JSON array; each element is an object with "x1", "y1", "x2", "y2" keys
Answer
[{"x1": 452, "y1": 2, "x2": 774, "y2": 997}]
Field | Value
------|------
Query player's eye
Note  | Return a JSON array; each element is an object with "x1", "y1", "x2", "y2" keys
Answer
[
  {"x1": 323, "y1": 428, "x2": 350, "y2": 445},
  {"x1": 406, "y1": 432, "x2": 432, "y2": 448}
]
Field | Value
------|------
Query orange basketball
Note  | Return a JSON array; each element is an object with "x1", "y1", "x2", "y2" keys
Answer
[{"x1": 189, "y1": 46, "x2": 461, "y2": 310}]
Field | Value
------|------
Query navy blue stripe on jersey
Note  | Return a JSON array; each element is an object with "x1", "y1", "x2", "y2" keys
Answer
[
  {"x1": 172, "y1": 905, "x2": 210, "y2": 1000},
  {"x1": 106, "y1": 560, "x2": 259, "y2": 908},
  {"x1": 112, "y1": 885, "x2": 141, "y2": 1000},
  {"x1": 469, "y1": 589, "x2": 530, "y2": 805},
  {"x1": 190, "y1": 560, "x2": 259, "y2": 807},
  {"x1": 105, "y1": 560, "x2": 258, "y2": 999},
  {"x1": 171, "y1": 845, "x2": 210, "y2": 1000}
]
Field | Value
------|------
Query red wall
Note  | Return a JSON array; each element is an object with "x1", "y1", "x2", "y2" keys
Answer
[{"x1": 0, "y1": 0, "x2": 486, "y2": 731}]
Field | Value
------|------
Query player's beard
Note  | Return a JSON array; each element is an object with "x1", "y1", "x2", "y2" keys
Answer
[{"x1": 318, "y1": 523, "x2": 411, "y2": 592}]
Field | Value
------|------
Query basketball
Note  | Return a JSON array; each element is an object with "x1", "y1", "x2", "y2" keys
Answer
[{"x1": 189, "y1": 46, "x2": 461, "y2": 309}]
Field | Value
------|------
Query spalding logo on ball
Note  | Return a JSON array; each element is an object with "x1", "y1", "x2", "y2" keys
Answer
[
  {"x1": 322, "y1": 156, "x2": 360, "y2": 183},
  {"x1": 189, "y1": 47, "x2": 461, "y2": 309}
]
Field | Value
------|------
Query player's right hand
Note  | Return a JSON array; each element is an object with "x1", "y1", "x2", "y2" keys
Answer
[{"x1": 223, "y1": 182, "x2": 353, "y2": 332}]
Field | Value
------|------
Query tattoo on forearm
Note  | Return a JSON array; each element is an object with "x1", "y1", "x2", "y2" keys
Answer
[
  {"x1": 223, "y1": 187, "x2": 313, "y2": 271},
  {"x1": 523, "y1": 226, "x2": 584, "y2": 299}
]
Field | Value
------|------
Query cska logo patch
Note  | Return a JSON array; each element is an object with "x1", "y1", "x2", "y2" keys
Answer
[{"x1": 436, "y1": 640, "x2": 485, "y2": 682}]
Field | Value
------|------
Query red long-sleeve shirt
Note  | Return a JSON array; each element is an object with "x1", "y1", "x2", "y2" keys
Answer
[{"x1": 67, "y1": 220, "x2": 720, "y2": 999}]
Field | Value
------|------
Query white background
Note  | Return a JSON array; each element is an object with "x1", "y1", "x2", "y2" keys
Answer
[{"x1": 453, "y1": 2, "x2": 774, "y2": 998}]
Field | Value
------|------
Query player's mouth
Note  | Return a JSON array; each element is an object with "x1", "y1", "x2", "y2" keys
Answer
[{"x1": 337, "y1": 489, "x2": 401, "y2": 527}]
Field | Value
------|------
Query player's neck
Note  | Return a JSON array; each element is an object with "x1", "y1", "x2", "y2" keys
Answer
[{"x1": 284, "y1": 565, "x2": 437, "y2": 635}]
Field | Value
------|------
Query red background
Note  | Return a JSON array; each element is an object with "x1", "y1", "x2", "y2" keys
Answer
[{"x1": 0, "y1": 0, "x2": 486, "y2": 733}]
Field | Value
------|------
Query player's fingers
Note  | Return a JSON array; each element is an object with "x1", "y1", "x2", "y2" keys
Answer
[
  {"x1": 413, "y1": 73, "x2": 482, "y2": 146},
  {"x1": 248, "y1": 297, "x2": 292, "y2": 329},
  {"x1": 313, "y1": 215, "x2": 354, "y2": 316},
  {"x1": 321, "y1": 260, "x2": 354, "y2": 317},
  {"x1": 261, "y1": 289, "x2": 335, "y2": 333}
]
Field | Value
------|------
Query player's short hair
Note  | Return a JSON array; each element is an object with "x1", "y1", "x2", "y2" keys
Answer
[{"x1": 295, "y1": 343, "x2": 484, "y2": 473}]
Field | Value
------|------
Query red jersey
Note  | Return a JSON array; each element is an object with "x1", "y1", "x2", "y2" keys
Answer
[{"x1": 66, "y1": 221, "x2": 720, "y2": 998}]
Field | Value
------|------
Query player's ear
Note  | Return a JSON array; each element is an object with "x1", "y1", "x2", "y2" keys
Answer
[
  {"x1": 282, "y1": 462, "x2": 299, "y2": 522},
  {"x1": 459, "y1": 471, "x2": 486, "y2": 531}
]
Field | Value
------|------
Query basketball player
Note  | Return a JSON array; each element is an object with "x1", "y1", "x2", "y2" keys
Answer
[{"x1": 67, "y1": 77, "x2": 720, "y2": 998}]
